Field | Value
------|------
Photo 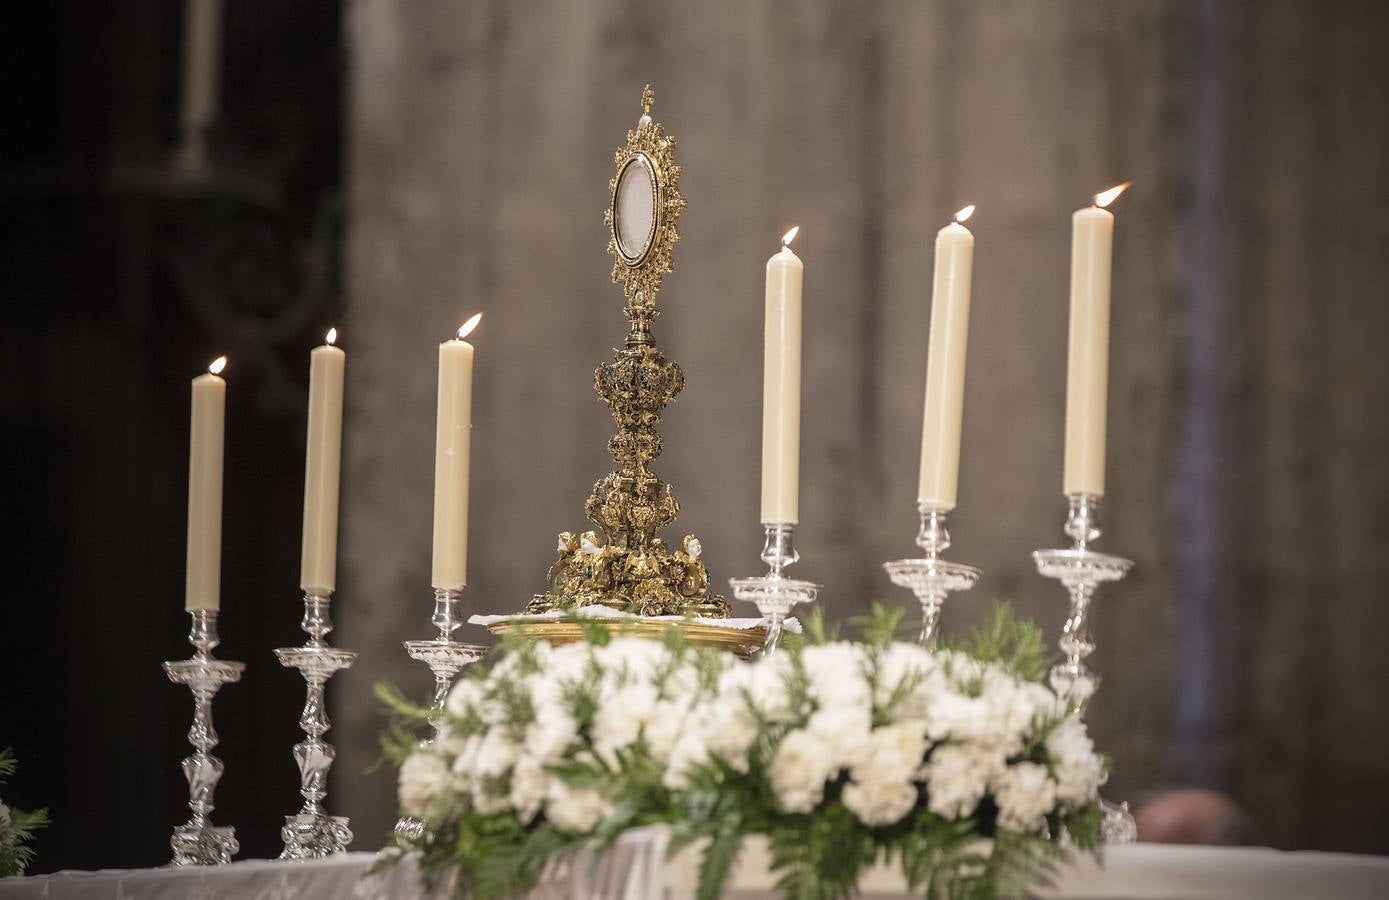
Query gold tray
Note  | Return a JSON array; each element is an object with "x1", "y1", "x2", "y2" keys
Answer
[{"x1": 485, "y1": 619, "x2": 765, "y2": 658}]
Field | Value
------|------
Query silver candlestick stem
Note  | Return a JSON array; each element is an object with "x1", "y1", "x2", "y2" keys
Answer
[
  {"x1": 394, "y1": 587, "x2": 488, "y2": 839},
  {"x1": 729, "y1": 523, "x2": 821, "y2": 655},
  {"x1": 883, "y1": 503, "x2": 981, "y2": 648},
  {"x1": 1033, "y1": 493, "x2": 1136, "y2": 844},
  {"x1": 274, "y1": 591, "x2": 357, "y2": 859},
  {"x1": 164, "y1": 609, "x2": 245, "y2": 866}
]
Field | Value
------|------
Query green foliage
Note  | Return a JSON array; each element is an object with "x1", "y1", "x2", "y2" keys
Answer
[
  {"x1": 370, "y1": 681, "x2": 435, "y2": 772},
  {"x1": 1061, "y1": 801, "x2": 1104, "y2": 850},
  {"x1": 944, "y1": 600, "x2": 1052, "y2": 683},
  {"x1": 800, "y1": 606, "x2": 830, "y2": 645},
  {"x1": 853, "y1": 603, "x2": 908, "y2": 648},
  {"x1": 578, "y1": 617, "x2": 613, "y2": 646},
  {"x1": 0, "y1": 747, "x2": 49, "y2": 877},
  {"x1": 767, "y1": 801, "x2": 877, "y2": 900}
]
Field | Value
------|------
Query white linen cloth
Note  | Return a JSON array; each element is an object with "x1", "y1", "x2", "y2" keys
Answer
[{"x1": 4, "y1": 833, "x2": 1387, "y2": 899}]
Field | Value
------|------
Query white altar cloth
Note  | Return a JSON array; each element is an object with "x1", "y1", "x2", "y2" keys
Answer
[{"x1": 4, "y1": 833, "x2": 1387, "y2": 900}]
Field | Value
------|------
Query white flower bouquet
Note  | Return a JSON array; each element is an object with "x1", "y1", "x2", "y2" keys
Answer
[{"x1": 382, "y1": 605, "x2": 1106, "y2": 900}]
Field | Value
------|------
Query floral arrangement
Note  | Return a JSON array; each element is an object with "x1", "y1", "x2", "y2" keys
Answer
[
  {"x1": 0, "y1": 748, "x2": 49, "y2": 877},
  {"x1": 382, "y1": 605, "x2": 1106, "y2": 900}
]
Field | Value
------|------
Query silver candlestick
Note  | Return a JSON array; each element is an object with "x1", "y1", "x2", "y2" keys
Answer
[
  {"x1": 1033, "y1": 493, "x2": 1136, "y2": 844},
  {"x1": 164, "y1": 609, "x2": 245, "y2": 867},
  {"x1": 394, "y1": 587, "x2": 488, "y2": 839},
  {"x1": 883, "y1": 503, "x2": 981, "y2": 648},
  {"x1": 274, "y1": 591, "x2": 357, "y2": 859},
  {"x1": 729, "y1": 523, "x2": 821, "y2": 655}
]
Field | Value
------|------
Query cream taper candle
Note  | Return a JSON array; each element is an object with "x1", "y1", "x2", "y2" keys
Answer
[
  {"x1": 177, "y1": 0, "x2": 223, "y2": 170},
  {"x1": 300, "y1": 329, "x2": 345, "y2": 594},
  {"x1": 432, "y1": 313, "x2": 481, "y2": 590},
  {"x1": 917, "y1": 206, "x2": 976, "y2": 509},
  {"x1": 761, "y1": 227, "x2": 804, "y2": 525},
  {"x1": 186, "y1": 356, "x2": 227, "y2": 611},
  {"x1": 1064, "y1": 182, "x2": 1128, "y2": 497}
]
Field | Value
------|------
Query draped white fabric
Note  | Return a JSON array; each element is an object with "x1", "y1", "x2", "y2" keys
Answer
[{"x1": 5, "y1": 837, "x2": 1388, "y2": 900}]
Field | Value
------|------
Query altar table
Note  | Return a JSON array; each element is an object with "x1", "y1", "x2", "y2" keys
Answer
[{"x1": 3, "y1": 833, "x2": 1387, "y2": 899}]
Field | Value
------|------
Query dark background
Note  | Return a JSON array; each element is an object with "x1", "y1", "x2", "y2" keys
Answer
[
  {"x1": 4, "y1": 0, "x2": 1389, "y2": 875},
  {"x1": 0, "y1": 0, "x2": 344, "y2": 869}
]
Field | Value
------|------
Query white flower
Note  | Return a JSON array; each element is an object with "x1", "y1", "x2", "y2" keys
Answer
[
  {"x1": 843, "y1": 771, "x2": 918, "y2": 827},
  {"x1": 702, "y1": 702, "x2": 760, "y2": 772},
  {"x1": 770, "y1": 729, "x2": 837, "y2": 813},
  {"x1": 664, "y1": 730, "x2": 710, "y2": 789},
  {"x1": 864, "y1": 722, "x2": 930, "y2": 782},
  {"x1": 801, "y1": 643, "x2": 871, "y2": 709},
  {"x1": 546, "y1": 781, "x2": 613, "y2": 833},
  {"x1": 445, "y1": 677, "x2": 484, "y2": 719},
  {"x1": 719, "y1": 656, "x2": 793, "y2": 721},
  {"x1": 398, "y1": 751, "x2": 450, "y2": 818},
  {"x1": 660, "y1": 660, "x2": 706, "y2": 699},
  {"x1": 875, "y1": 643, "x2": 946, "y2": 722},
  {"x1": 544, "y1": 644, "x2": 594, "y2": 684},
  {"x1": 805, "y1": 705, "x2": 873, "y2": 771},
  {"x1": 603, "y1": 637, "x2": 669, "y2": 685},
  {"x1": 593, "y1": 682, "x2": 660, "y2": 764},
  {"x1": 472, "y1": 778, "x2": 510, "y2": 815},
  {"x1": 474, "y1": 730, "x2": 520, "y2": 779},
  {"x1": 924, "y1": 744, "x2": 1002, "y2": 820},
  {"x1": 644, "y1": 699, "x2": 690, "y2": 763},
  {"x1": 1045, "y1": 717, "x2": 1107, "y2": 808},
  {"x1": 450, "y1": 736, "x2": 480, "y2": 782},
  {"x1": 993, "y1": 762, "x2": 1058, "y2": 833},
  {"x1": 1022, "y1": 681, "x2": 1066, "y2": 725},
  {"x1": 509, "y1": 754, "x2": 550, "y2": 824},
  {"x1": 924, "y1": 671, "x2": 1033, "y2": 756},
  {"x1": 526, "y1": 709, "x2": 579, "y2": 763},
  {"x1": 873, "y1": 642, "x2": 934, "y2": 697}
]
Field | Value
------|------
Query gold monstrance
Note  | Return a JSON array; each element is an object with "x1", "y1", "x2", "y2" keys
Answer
[{"x1": 522, "y1": 86, "x2": 732, "y2": 621}]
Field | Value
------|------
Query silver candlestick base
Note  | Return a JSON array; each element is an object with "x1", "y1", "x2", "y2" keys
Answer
[
  {"x1": 274, "y1": 591, "x2": 357, "y2": 859},
  {"x1": 1033, "y1": 493, "x2": 1136, "y2": 845},
  {"x1": 883, "y1": 503, "x2": 981, "y2": 648},
  {"x1": 729, "y1": 523, "x2": 821, "y2": 655},
  {"x1": 164, "y1": 609, "x2": 245, "y2": 867},
  {"x1": 395, "y1": 587, "x2": 488, "y2": 839}
]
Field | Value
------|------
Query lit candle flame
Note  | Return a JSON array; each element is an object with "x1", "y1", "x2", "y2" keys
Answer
[
  {"x1": 953, "y1": 205, "x2": 976, "y2": 224},
  {"x1": 325, "y1": 327, "x2": 338, "y2": 346},
  {"x1": 208, "y1": 356, "x2": 227, "y2": 376},
  {"x1": 781, "y1": 225, "x2": 800, "y2": 247},
  {"x1": 1093, "y1": 182, "x2": 1130, "y2": 209},
  {"x1": 457, "y1": 312, "x2": 483, "y2": 340}
]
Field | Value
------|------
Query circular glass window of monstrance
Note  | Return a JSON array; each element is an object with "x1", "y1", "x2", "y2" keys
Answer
[{"x1": 613, "y1": 152, "x2": 658, "y2": 266}]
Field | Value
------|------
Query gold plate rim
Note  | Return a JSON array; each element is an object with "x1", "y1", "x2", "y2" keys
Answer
[{"x1": 486, "y1": 619, "x2": 765, "y2": 657}]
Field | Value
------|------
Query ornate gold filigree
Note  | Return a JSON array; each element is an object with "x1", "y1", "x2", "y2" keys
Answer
[
  {"x1": 528, "y1": 86, "x2": 728, "y2": 619},
  {"x1": 603, "y1": 85, "x2": 686, "y2": 311}
]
